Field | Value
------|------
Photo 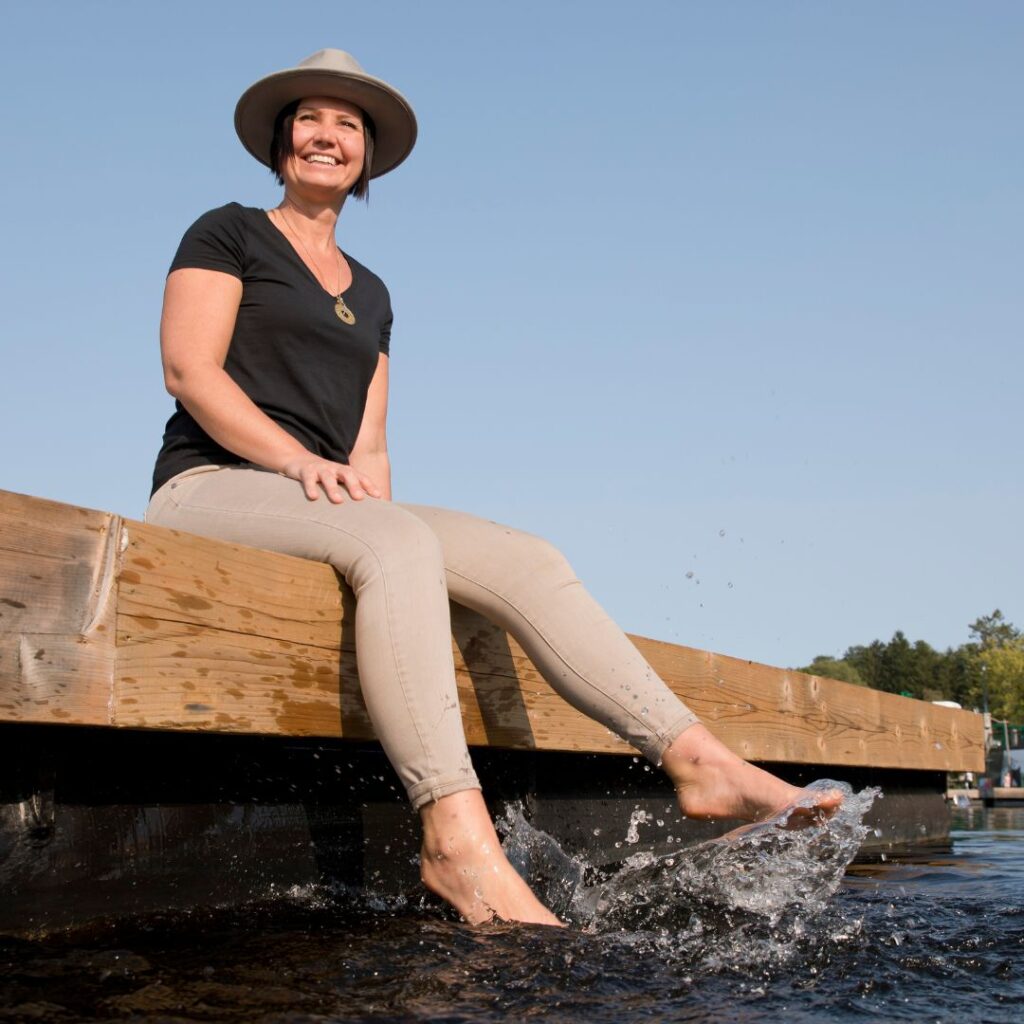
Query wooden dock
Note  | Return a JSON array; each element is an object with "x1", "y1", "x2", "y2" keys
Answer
[{"x1": 0, "y1": 487, "x2": 987, "y2": 934}]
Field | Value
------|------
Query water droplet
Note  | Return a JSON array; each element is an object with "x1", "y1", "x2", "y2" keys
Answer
[{"x1": 718, "y1": 529, "x2": 726, "y2": 537}]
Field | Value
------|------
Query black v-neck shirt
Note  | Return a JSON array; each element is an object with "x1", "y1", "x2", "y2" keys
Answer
[{"x1": 150, "y1": 203, "x2": 392, "y2": 496}]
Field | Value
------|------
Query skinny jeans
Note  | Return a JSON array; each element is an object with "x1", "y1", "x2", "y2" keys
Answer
[{"x1": 145, "y1": 464, "x2": 699, "y2": 810}]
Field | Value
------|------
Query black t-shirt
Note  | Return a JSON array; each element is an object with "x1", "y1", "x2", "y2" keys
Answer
[{"x1": 150, "y1": 203, "x2": 392, "y2": 496}]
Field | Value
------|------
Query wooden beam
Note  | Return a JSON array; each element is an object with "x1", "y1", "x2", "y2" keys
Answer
[
  {"x1": 0, "y1": 492, "x2": 120, "y2": 725},
  {"x1": 0, "y1": 488, "x2": 985, "y2": 771}
]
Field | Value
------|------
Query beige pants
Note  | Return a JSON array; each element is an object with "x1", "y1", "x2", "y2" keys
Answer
[{"x1": 146, "y1": 465, "x2": 699, "y2": 810}]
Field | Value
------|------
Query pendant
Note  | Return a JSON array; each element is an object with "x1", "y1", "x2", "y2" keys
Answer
[{"x1": 335, "y1": 296, "x2": 356, "y2": 325}]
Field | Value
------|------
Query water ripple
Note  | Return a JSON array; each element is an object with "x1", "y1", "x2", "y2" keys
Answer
[{"x1": 2, "y1": 802, "x2": 1023, "y2": 1023}]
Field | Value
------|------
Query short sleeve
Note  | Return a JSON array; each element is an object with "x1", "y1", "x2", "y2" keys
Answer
[
  {"x1": 379, "y1": 308, "x2": 392, "y2": 357},
  {"x1": 168, "y1": 204, "x2": 248, "y2": 279}
]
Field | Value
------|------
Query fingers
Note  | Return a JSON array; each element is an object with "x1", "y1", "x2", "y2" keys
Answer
[
  {"x1": 338, "y1": 468, "x2": 366, "y2": 502},
  {"x1": 315, "y1": 467, "x2": 348, "y2": 503},
  {"x1": 304, "y1": 467, "x2": 351, "y2": 504},
  {"x1": 299, "y1": 464, "x2": 377, "y2": 503},
  {"x1": 302, "y1": 472, "x2": 322, "y2": 501},
  {"x1": 283, "y1": 456, "x2": 380, "y2": 504},
  {"x1": 359, "y1": 473, "x2": 382, "y2": 499}
]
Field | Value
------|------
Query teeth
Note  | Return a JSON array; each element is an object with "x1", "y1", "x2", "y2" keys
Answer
[{"x1": 306, "y1": 155, "x2": 337, "y2": 165}]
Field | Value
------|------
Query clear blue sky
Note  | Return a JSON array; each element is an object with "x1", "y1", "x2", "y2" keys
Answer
[{"x1": 1, "y1": 1, "x2": 1020, "y2": 669}]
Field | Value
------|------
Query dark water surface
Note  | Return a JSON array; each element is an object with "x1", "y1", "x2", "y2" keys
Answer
[{"x1": 2, "y1": 795, "x2": 1022, "y2": 1023}]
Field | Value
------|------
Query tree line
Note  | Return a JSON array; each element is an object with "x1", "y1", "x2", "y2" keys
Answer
[{"x1": 795, "y1": 610, "x2": 1024, "y2": 722}]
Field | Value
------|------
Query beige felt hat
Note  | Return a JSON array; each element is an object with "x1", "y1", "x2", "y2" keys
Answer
[{"x1": 234, "y1": 49, "x2": 417, "y2": 178}]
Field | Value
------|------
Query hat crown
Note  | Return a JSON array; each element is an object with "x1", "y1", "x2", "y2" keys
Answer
[{"x1": 297, "y1": 49, "x2": 367, "y2": 76}]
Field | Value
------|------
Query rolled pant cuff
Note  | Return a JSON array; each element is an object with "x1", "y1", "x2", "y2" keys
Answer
[
  {"x1": 642, "y1": 711, "x2": 701, "y2": 765},
  {"x1": 407, "y1": 773, "x2": 483, "y2": 812}
]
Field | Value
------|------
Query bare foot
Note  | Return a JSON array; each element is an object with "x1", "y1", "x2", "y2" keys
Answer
[
  {"x1": 662, "y1": 724, "x2": 843, "y2": 826},
  {"x1": 419, "y1": 790, "x2": 565, "y2": 927}
]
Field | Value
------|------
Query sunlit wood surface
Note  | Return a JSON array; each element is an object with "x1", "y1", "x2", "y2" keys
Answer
[{"x1": 0, "y1": 488, "x2": 985, "y2": 772}]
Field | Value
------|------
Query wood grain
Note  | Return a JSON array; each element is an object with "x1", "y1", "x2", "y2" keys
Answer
[
  {"x1": 632, "y1": 639, "x2": 979, "y2": 770},
  {"x1": 0, "y1": 489, "x2": 986, "y2": 771},
  {"x1": 0, "y1": 490, "x2": 119, "y2": 724}
]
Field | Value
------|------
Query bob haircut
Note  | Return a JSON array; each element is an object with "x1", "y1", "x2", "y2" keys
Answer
[{"x1": 269, "y1": 99, "x2": 375, "y2": 200}]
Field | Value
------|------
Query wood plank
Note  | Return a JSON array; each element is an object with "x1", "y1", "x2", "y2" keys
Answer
[
  {"x1": 115, "y1": 616, "x2": 360, "y2": 735},
  {"x1": 631, "y1": 639, "x2": 982, "y2": 772},
  {"x1": 0, "y1": 491, "x2": 119, "y2": 724},
  {"x1": 0, "y1": 492, "x2": 118, "y2": 632},
  {"x1": 0, "y1": 489, "x2": 986, "y2": 771},
  {"x1": 112, "y1": 514, "x2": 982, "y2": 771},
  {"x1": 114, "y1": 520, "x2": 362, "y2": 736},
  {"x1": 114, "y1": 605, "x2": 635, "y2": 753},
  {"x1": 117, "y1": 520, "x2": 345, "y2": 649}
]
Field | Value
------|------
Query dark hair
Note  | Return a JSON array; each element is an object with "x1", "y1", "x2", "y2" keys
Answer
[{"x1": 269, "y1": 99, "x2": 375, "y2": 200}]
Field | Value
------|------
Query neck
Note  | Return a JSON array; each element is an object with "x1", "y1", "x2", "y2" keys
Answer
[{"x1": 276, "y1": 191, "x2": 345, "y2": 250}]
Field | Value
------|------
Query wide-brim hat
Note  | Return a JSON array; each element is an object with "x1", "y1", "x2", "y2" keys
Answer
[{"x1": 234, "y1": 49, "x2": 417, "y2": 178}]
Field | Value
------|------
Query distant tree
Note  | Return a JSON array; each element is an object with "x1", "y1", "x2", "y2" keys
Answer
[
  {"x1": 969, "y1": 610, "x2": 1020, "y2": 651},
  {"x1": 796, "y1": 656, "x2": 867, "y2": 686},
  {"x1": 913, "y1": 639, "x2": 949, "y2": 700},
  {"x1": 878, "y1": 631, "x2": 911, "y2": 693},
  {"x1": 847, "y1": 631, "x2": 935, "y2": 697},
  {"x1": 844, "y1": 640, "x2": 886, "y2": 690},
  {"x1": 799, "y1": 612, "x2": 1020, "y2": 710},
  {"x1": 980, "y1": 641, "x2": 1024, "y2": 722},
  {"x1": 937, "y1": 647, "x2": 981, "y2": 710}
]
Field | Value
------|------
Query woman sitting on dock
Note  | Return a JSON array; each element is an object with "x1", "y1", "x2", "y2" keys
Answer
[{"x1": 146, "y1": 49, "x2": 842, "y2": 927}]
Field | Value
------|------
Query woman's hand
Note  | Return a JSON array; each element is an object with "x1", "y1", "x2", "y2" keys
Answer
[{"x1": 280, "y1": 454, "x2": 382, "y2": 503}]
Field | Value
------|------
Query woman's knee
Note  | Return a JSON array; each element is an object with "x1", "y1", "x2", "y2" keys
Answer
[
  {"x1": 342, "y1": 503, "x2": 446, "y2": 595},
  {"x1": 490, "y1": 525, "x2": 577, "y2": 590},
  {"x1": 396, "y1": 504, "x2": 579, "y2": 598}
]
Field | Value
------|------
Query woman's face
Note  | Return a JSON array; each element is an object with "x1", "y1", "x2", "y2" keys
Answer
[{"x1": 280, "y1": 96, "x2": 366, "y2": 197}]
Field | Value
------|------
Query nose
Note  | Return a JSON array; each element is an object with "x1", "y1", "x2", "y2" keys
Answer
[{"x1": 309, "y1": 121, "x2": 339, "y2": 149}]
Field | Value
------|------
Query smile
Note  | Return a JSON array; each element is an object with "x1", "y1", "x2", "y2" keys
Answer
[{"x1": 305, "y1": 154, "x2": 339, "y2": 166}]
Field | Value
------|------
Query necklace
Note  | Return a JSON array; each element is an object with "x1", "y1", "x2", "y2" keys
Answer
[{"x1": 277, "y1": 207, "x2": 356, "y2": 325}]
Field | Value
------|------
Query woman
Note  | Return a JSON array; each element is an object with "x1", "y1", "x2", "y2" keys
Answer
[{"x1": 147, "y1": 49, "x2": 841, "y2": 927}]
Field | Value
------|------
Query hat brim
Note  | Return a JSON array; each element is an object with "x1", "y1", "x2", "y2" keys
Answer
[{"x1": 234, "y1": 68, "x2": 417, "y2": 179}]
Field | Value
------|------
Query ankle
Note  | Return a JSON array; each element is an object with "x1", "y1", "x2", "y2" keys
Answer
[
  {"x1": 421, "y1": 789, "x2": 497, "y2": 855},
  {"x1": 661, "y1": 724, "x2": 740, "y2": 788}
]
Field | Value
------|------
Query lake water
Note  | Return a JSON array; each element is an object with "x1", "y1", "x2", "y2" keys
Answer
[{"x1": 2, "y1": 791, "x2": 1022, "y2": 1023}]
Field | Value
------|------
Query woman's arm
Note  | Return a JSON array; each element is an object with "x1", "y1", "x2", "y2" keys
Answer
[
  {"x1": 161, "y1": 267, "x2": 380, "y2": 502},
  {"x1": 348, "y1": 353, "x2": 391, "y2": 500}
]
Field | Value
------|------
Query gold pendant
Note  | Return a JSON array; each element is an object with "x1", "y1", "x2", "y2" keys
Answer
[{"x1": 335, "y1": 296, "x2": 356, "y2": 325}]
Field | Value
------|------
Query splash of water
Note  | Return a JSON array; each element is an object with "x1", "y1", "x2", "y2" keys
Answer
[{"x1": 498, "y1": 780, "x2": 878, "y2": 951}]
